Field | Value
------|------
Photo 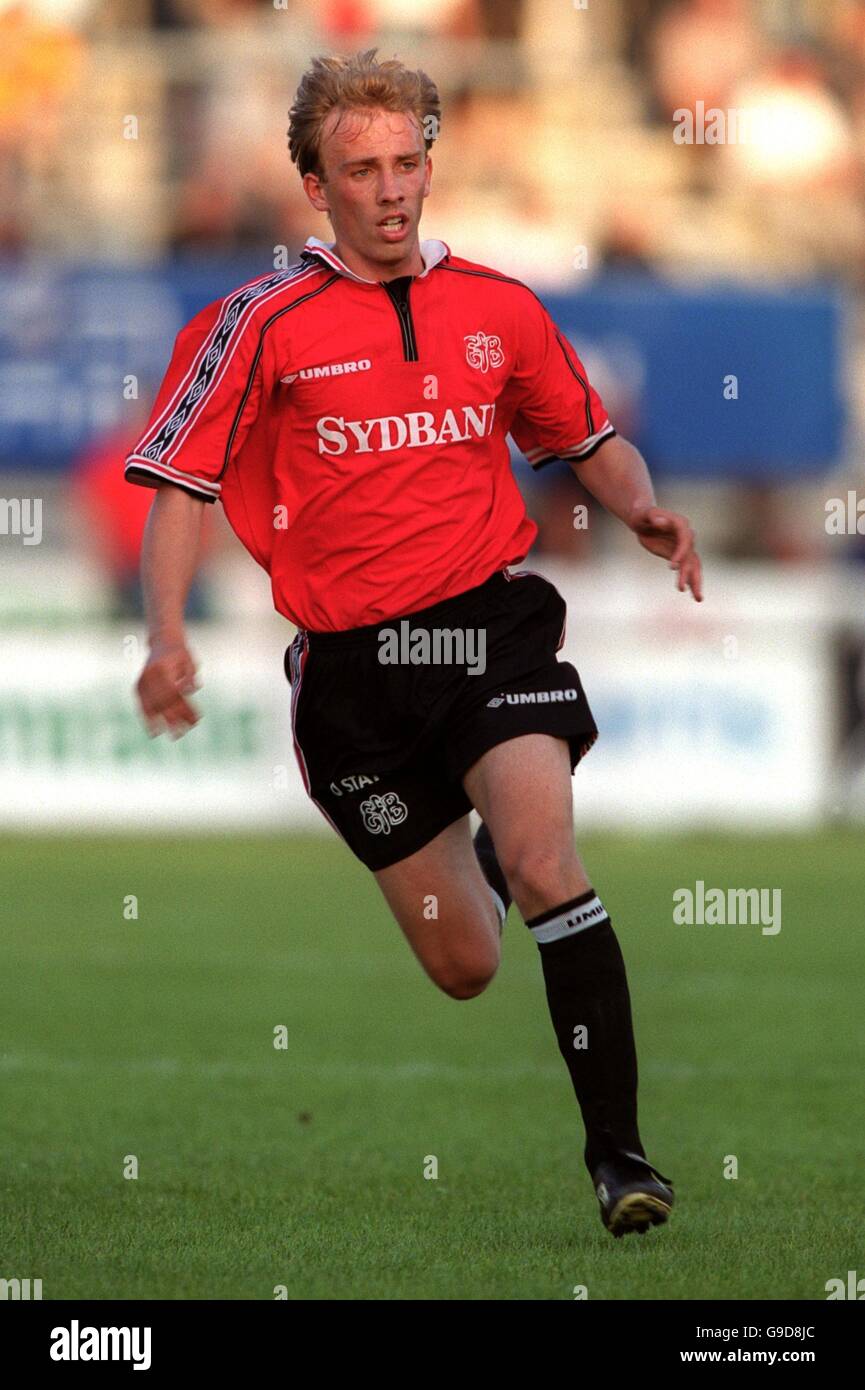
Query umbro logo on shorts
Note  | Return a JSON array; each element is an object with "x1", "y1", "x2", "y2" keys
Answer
[
  {"x1": 486, "y1": 689, "x2": 578, "y2": 708},
  {"x1": 281, "y1": 357, "x2": 372, "y2": 385},
  {"x1": 360, "y1": 792, "x2": 409, "y2": 835}
]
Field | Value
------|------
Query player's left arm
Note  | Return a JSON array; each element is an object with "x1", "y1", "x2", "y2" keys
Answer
[
  {"x1": 573, "y1": 431, "x2": 703, "y2": 602},
  {"x1": 507, "y1": 293, "x2": 703, "y2": 602}
]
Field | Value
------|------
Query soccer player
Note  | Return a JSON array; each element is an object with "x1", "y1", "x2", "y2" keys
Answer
[{"x1": 127, "y1": 50, "x2": 703, "y2": 1238}]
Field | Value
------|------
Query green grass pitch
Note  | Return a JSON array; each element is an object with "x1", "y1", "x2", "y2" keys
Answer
[{"x1": 1, "y1": 829, "x2": 861, "y2": 1300}]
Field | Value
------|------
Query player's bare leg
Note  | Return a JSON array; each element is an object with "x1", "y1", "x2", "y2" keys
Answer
[
  {"x1": 463, "y1": 733, "x2": 675, "y2": 1236},
  {"x1": 373, "y1": 817, "x2": 501, "y2": 1000},
  {"x1": 462, "y1": 733, "x2": 589, "y2": 918}
]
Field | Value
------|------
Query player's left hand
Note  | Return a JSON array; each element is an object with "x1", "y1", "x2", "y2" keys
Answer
[{"x1": 628, "y1": 505, "x2": 703, "y2": 601}]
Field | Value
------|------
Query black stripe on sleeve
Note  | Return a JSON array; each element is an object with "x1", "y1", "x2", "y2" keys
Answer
[{"x1": 219, "y1": 273, "x2": 342, "y2": 480}]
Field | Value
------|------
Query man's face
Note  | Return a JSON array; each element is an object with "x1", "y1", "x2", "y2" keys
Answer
[{"x1": 303, "y1": 107, "x2": 431, "y2": 273}]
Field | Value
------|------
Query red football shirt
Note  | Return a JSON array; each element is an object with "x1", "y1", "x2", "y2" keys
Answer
[{"x1": 124, "y1": 236, "x2": 615, "y2": 631}]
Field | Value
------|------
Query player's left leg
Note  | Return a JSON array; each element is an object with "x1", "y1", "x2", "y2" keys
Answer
[
  {"x1": 464, "y1": 733, "x2": 590, "y2": 915},
  {"x1": 463, "y1": 731, "x2": 674, "y2": 1234}
]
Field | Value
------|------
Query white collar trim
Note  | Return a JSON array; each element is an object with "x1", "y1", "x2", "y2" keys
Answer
[{"x1": 301, "y1": 235, "x2": 450, "y2": 283}]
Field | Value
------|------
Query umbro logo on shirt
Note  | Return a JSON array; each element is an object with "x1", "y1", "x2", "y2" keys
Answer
[{"x1": 281, "y1": 357, "x2": 372, "y2": 385}]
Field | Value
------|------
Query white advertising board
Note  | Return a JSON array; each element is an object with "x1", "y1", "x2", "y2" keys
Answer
[{"x1": 0, "y1": 562, "x2": 841, "y2": 830}]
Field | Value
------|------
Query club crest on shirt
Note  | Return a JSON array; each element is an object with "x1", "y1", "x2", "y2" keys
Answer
[{"x1": 464, "y1": 331, "x2": 505, "y2": 372}]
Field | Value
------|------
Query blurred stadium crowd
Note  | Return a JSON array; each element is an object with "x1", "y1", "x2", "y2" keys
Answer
[
  {"x1": 6, "y1": 0, "x2": 865, "y2": 275},
  {"x1": 2, "y1": 0, "x2": 865, "y2": 616}
]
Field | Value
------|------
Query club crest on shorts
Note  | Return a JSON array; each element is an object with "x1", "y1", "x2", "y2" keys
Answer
[
  {"x1": 464, "y1": 331, "x2": 505, "y2": 372},
  {"x1": 360, "y1": 791, "x2": 408, "y2": 835}
]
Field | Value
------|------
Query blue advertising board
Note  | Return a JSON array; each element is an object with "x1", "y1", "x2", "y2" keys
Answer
[{"x1": 0, "y1": 260, "x2": 845, "y2": 478}]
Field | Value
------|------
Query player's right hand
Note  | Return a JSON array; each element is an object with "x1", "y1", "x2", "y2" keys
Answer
[{"x1": 136, "y1": 641, "x2": 201, "y2": 739}]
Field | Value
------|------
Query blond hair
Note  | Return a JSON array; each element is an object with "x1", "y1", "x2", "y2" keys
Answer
[{"x1": 287, "y1": 48, "x2": 441, "y2": 180}]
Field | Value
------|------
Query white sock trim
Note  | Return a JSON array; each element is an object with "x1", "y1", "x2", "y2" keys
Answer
[
  {"x1": 488, "y1": 886, "x2": 506, "y2": 928},
  {"x1": 528, "y1": 894, "x2": 608, "y2": 944}
]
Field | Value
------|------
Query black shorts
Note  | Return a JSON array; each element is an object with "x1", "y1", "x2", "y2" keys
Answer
[{"x1": 284, "y1": 568, "x2": 598, "y2": 871}]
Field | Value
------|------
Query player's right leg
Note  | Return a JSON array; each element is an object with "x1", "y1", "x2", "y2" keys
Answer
[
  {"x1": 373, "y1": 815, "x2": 502, "y2": 999},
  {"x1": 284, "y1": 620, "x2": 506, "y2": 1001}
]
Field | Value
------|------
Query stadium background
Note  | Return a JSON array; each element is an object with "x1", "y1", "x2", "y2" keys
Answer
[{"x1": 1, "y1": 0, "x2": 863, "y2": 1301}]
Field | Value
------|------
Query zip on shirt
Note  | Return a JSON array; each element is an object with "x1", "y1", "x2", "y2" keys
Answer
[{"x1": 381, "y1": 275, "x2": 419, "y2": 361}]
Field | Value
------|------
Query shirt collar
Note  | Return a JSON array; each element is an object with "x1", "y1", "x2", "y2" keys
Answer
[{"x1": 300, "y1": 234, "x2": 450, "y2": 283}]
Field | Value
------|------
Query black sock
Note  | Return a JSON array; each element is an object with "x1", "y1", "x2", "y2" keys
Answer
[
  {"x1": 473, "y1": 821, "x2": 511, "y2": 922},
  {"x1": 526, "y1": 889, "x2": 646, "y2": 1177}
]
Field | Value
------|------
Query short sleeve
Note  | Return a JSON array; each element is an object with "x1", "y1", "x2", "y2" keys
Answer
[
  {"x1": 508, "y1": 296, "x2": 616, "y2": 470},
  {"x1": 124, "y1": 295, "x2": 264, "y2": 503}
]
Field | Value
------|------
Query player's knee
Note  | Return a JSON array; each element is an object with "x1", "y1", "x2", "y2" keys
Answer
[
  {"x1": 438, "y1": 971, "x2": 496, "y2": 1001},
  {"x1": 502, "y1": 843, "x2": 575, "y2": 907},
  {"x1": 434, "y1": 948, "x2": 499, "y2": 1000}
]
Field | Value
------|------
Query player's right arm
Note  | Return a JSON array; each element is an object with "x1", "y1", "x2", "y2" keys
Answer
[
  {"x1": 124, "y1": 284, "x2": 269, "y2": 736},
  {"x1": 136, "y1": 484, "x2": 205, "y2": 738}
]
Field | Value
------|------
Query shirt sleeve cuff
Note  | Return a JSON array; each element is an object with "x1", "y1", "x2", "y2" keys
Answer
[
  {"x1": 524, "y1": 422, "x2": 616, "y2": 470},
  {"x1": 124, "y1": 455, "x2": 221, "y2": 503}
]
